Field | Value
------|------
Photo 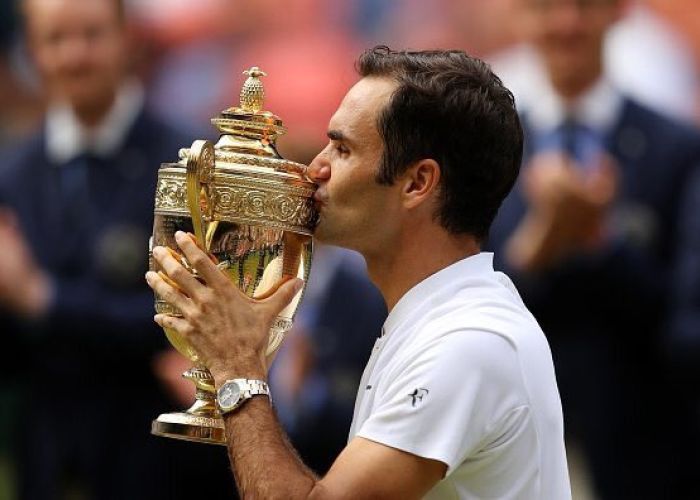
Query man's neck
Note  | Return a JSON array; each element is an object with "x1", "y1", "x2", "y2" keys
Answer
[
  {"x1": 549, "y1": 61, "x2": 603, "y2": 103},
  {"x1": 364, "y1": 226, "x2": 480, "y2": 312}
]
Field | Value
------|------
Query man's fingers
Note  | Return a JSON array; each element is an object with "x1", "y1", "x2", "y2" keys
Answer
[
  {"x1": 174, "y1": 231, "x2": 228, "y2": 287},
  {"x1": 586, "y1": 154, "x2": 618, "y2": 205},
  {"x1": 157, "y1": 271, "x2": 182, "y2": 293},
  {"x1": 152, "y1": 245, "x2": 206, "y2": 299},
  {"x1": 154, "y1": 313, "x2": 192, "y2": 337},
  {"x1": 146, "y1": 271, "x2": 193, "y2": 315},
  {"x1": 262, "y1": 278, "x2": 304, "y2": 316}
]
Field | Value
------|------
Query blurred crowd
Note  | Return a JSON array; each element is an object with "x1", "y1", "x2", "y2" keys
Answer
[{"x1": 0, "y1": 0, "x2": 699, "y2": 499}]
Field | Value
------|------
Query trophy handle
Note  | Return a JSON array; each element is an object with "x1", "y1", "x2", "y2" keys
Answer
[{"x1": 185, "y1": 140, "x2": 215, "y2": 249}]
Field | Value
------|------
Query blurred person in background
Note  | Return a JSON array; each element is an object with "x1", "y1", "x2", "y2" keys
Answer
[
  {"x1": 606, "y1": 0, "x2": 699, "y2": 124},
  {"x1": 492, "y1": 0, "x2": 700, "y2": 125},
  {"x1": 0, "y1": 0, "x2": 237, "y2": 498},
  {"x1": 488, "y1": 0, "x2": 700, "y2": 498}
]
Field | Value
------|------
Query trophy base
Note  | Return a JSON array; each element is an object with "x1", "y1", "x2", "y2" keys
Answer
[{"x1": 151, "y1": 412, "x2": 226, "y2": 445}]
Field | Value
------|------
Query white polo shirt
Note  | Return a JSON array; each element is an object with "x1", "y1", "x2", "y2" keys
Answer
[{"x1": 348, "y1": 253, "x2": 571, "y2": 499}]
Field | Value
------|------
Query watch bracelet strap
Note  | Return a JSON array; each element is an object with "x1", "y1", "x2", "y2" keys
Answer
[{"x1": 242, "y1": 379, "x2": 270, "y2": 399}]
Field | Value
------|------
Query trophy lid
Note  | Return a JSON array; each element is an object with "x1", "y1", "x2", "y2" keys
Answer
[
  {"x1": 160, "y1": 65, "x2": 316, "y2": 236},
  {"x1": 211, "y1": 66, "x2": 286, "y2": 143}
]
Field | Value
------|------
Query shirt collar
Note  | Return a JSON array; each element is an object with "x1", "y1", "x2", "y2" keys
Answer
[
  {"x1": 526, "y1": 75, "x2": 623, "y2": 135},
  {"x1": 382, "y1": 252, "x2": 495, "y2": 338},
  {"x1": 45, "y1": 79, "x2": 144, "y2": 165}
]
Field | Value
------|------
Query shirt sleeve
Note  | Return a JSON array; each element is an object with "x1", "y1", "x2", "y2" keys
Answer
[{"x1": 356, "y1": 328, "x2": 528, "y2": 473}]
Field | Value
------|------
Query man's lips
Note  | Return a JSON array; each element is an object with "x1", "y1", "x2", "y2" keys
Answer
[{"x1": 311, "y1": 193, "x2": 325, "y2": 228}]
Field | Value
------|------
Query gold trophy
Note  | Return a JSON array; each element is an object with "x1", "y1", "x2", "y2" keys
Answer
[{"x1": 149, "y1": 67, "x2": 316, "y2": 444}]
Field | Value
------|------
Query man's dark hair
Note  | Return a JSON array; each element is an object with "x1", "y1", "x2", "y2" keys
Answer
[{"x1": 357, "y1": 46, "x2": 523, "y2": 242}]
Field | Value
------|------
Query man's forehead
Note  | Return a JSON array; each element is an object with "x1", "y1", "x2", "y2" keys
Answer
[
  {"x1": 24, "y1": 0, "x2": 120, "y2": 24},
  {"x1": 345, "y1": 77, "x2": 397, "y2": 107},
  {"x1": 328, "y1": 76, "x2": 397, "y2": 134}
]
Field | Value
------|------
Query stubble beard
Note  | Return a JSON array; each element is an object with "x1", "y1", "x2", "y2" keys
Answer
[
  {"x1": 312, "y1": 213, "x2": 335, "y2": 246},
  {"x1": 312, "y1": 210, "x2": 353, "y2": 250}
]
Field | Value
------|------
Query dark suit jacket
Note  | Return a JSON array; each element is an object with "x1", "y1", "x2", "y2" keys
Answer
[
  {"x1": 668, "y1": 163, "x2": 700, "y2": 374},
  {"x1": 489, "y1": 98, "x2": 700, "y2": 355},
  {"x1": 0, "y1": 109, "x2": 190, "y2": 390}
]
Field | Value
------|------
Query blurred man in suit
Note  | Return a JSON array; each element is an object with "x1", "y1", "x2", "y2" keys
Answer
[
  {"x1": 489, "y1": 0, "x2": 700, "y2": 498},
  {"x1": 0, "y1": 0, "x2": 240, "y2": 498}
]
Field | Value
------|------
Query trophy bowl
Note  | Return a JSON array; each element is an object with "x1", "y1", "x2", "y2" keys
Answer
[{"x1": 149, "y1": 67, "x2": 316, "y2": 445}]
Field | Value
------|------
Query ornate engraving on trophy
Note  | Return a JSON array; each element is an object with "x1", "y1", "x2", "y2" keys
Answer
[{"x1": 209, "y1": 184, "x2": 315, "y2": 229}]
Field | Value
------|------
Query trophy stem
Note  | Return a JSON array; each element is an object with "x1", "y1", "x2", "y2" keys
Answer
[
  {"x1": 151, "y1": 365, "x2": 226, "y2": 445},
  {"x1": 183, "y1": 366, "x2": 217, "y2": 415}
]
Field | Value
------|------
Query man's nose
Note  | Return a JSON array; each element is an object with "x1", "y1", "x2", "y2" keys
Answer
[
  {"x1": 307, "y1": 152, "x2": 331, "y2": 183},
  {"x1": 58, "y1": 34, "x2": 91, "y2": 66}
]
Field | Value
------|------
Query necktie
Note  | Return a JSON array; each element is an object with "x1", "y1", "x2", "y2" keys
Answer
[
  {"x1": 560, "y1": 116, "x2": 582, "y2": 162},
  {"x1": 557, "y1": 118, "x2": 603, "y2": 169}
]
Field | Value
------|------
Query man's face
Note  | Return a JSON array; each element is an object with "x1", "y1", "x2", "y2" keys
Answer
[
  {"x1": 308, "y1": 77, "x2": 401, "y2": 254},
  {"x1": 520, "y1": 0, "x2": 622, "y2": 86},
  {"x1": 24, "y1": 0, "x2": 126, "y2": 110}
]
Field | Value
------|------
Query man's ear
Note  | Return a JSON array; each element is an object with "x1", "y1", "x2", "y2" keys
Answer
[{"x1": 401, "y1": 159, "x2": 441, "y2": 209}]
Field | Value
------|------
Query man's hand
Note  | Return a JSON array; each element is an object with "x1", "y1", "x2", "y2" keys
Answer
[
  {"x1": 506, "y1": 152, "x2": 617, "y2": 271},
  {"x1": 0, "y1": 207, "x2": 51, "y2": 318},
  {"x1": 145, "y1": 231, "x2": 303, "y2": 385},
  {"x1": 523, "y1": 152, "x2": 616, "y2": 235}
]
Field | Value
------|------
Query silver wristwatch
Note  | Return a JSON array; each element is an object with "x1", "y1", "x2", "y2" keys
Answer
[{"x1": 217, "y1": 379, "x2": 271, "y2": 415}]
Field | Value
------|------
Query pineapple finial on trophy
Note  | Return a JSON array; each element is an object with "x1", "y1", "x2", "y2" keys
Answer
[
  {"x1": 209, "y1": 64, "x2": 285, "y2": 151},
  {"x1": 240, "y1": 66, "x2": 267, "y2": 112}
]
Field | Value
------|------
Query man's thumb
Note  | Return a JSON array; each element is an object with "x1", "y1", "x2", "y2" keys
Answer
[{"x1": 265, "y1": 277, "x2": 304, "y2": 314}]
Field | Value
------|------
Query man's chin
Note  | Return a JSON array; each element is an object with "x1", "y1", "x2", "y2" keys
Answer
[
  {"x1": 63, "y1": 85, "x2": 118, "y2": 114},
  {"x1": 311, "y1": 218, "x2": 343, "y2": 247},
  {"x1": 311, "y1": 220, "x2": 332, "y2": 244}
]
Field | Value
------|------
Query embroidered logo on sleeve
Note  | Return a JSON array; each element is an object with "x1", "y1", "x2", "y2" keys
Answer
[{"x1": 408, "y1": 388, "x2": 429, "y2": 407}]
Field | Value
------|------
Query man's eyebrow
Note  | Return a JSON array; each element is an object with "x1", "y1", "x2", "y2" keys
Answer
[{"x1": 327, "y1": 130, "x2": 346, "y2": 142}]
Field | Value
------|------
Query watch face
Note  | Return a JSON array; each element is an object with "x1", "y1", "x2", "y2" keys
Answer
[{"x1": 218, "y1": 381, "x2": 242, "y2": 409}]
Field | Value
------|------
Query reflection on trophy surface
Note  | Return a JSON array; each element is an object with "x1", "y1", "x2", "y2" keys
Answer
[{"x1": 149, "y1": 67, "x2": 317, "y2": 444}]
